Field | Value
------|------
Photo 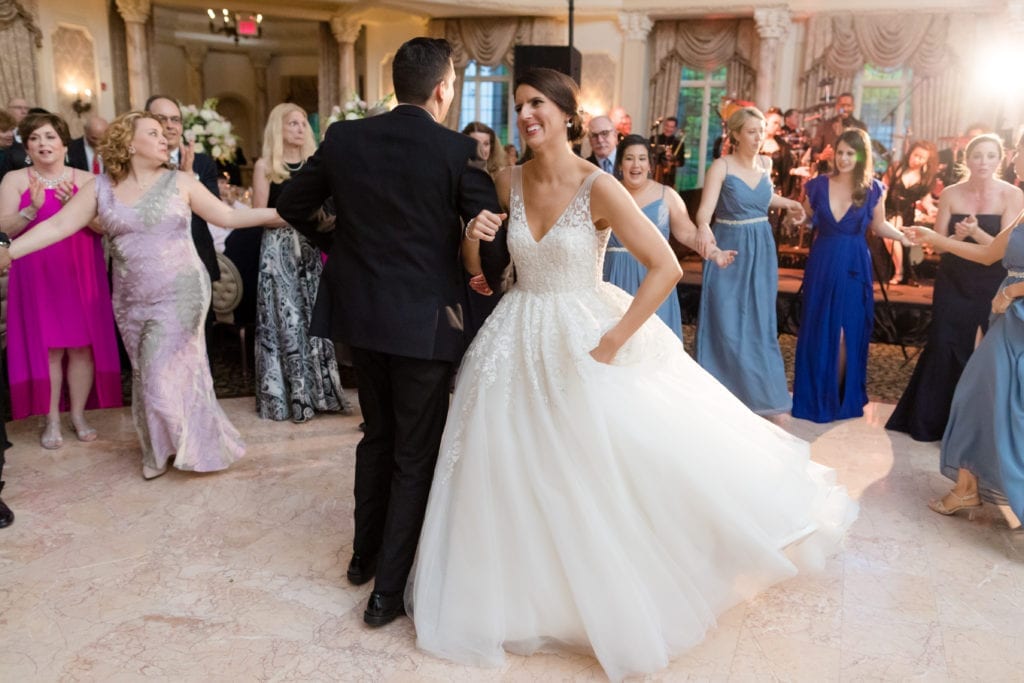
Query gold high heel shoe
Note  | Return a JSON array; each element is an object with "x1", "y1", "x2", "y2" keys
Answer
[{"x1": 928, "y1": 490, "x2": 982, "y2": 520}]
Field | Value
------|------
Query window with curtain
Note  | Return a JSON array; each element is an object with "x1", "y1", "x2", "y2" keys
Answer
[
  {"x1": 458, "y1": 60, "x2": 515, "y2": 146},
  {"x1": 855, "y1": 64, "x2": 913, "y2": 173},
  {"x1": 677, "y1": 66, "x2": 728, "y2": 190}
]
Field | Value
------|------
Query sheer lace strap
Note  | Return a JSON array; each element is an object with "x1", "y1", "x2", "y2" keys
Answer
[
  {"x1": 510, "y1": 164, "x2": 522, "y2": 210},
  {"x1": 580, "y1": 168, "x2": 604, "y2": 198}
]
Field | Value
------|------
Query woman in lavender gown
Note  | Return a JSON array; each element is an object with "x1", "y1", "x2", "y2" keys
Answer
[{"x1": 6, "y1": 112, "x2": 279, "y2": 479}]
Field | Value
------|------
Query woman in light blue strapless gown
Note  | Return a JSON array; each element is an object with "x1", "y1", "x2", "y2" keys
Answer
[
  {"x1": 693, "y1": 107, "x2": 806, "y2": 415},
  {"x1": 909, "y1": 197, "x2": 1024, "y2": 531},
  {"x1": 409, "y1": 69, "x2": 856, "y2": 683},
  {"x1": 603, "y1": 135, "x2": 736, "y2": 340}
]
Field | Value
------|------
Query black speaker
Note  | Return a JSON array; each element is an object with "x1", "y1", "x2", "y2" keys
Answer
[{"x1": 513, "y1": 46, "x2": 582, "y2": 86}]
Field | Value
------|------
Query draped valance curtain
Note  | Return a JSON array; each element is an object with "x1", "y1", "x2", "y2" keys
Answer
[
  {"x1": 800, "y1": 13, "x2": 963, "y2": 142},
  {"x1": 648, "y1": 19, "x2": 758, "y2": 128},
  {"x1": 428, "y1": 17, "x2": 562, "y2": 130},
  {"x1": 0, "y1": 0, "x2": 42, "y2": 105}
]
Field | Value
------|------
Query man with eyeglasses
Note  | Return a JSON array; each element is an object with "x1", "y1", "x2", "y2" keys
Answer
[
  {"x1": 144, "y1": 94, "x2": 221, "y2": 285},
  {"x1": 585, "y1": 115, "x2": 620, "y2": 178}
]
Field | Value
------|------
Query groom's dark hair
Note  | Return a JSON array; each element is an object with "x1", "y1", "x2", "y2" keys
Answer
[{"x1": 393, "y1": 37, "x2": 453, "y2": 106}]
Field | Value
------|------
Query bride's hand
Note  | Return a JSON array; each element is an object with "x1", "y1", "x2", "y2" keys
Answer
[
  {"x1": 465, "y1": 210, "x2": 507, "y2": 242},
  {"x1": 588, "y1": 336, "x2": 620, "y2": 364}
]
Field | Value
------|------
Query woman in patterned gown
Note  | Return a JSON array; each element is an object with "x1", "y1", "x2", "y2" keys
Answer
[
  {"x1": 605, "y1": 134, "x2": 735, "y2": 339},
  {"x1": 693, "y1": 107, "x2": 805, "y2": 415},
  {"x1": 7, "y1": 112, "x2": 279, "y2": 479},
  {"x1": 253, "y1": 103, "x2": 349, "y2": 422}
]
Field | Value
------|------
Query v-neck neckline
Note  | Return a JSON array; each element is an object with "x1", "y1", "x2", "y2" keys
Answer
[
  {"x1": 521, "y1": 169, "x2": 597, "y2": 244},
  {"x1": 112, "y1": 170, "x2": 174, "y2": 210},
  {"x1": 826, "y1": 178, "x2": 855, "y2": 224}
]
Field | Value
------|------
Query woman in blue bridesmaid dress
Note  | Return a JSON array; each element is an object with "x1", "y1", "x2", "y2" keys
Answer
[
  {"x1": 604, "y1": 134, "x2": 735, "y2": 340},
  {"x1": 792, "y1": 129, "x2": 912, "y2": 422},
  {"x1": 694, "y1": 107, "x2": 805, "y2": 415}
]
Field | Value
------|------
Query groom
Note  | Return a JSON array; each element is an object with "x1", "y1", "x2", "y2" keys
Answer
[{"x1": 277, "y1": 37, "x2": 500, "y2": 627}]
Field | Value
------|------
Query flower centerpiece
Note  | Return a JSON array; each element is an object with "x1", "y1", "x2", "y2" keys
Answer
[
  {"x1": 325, "y1": 93, "x2": 396, "y2": 127},
  {"x1": 180, "y1": 98, "x2": 239, "y2": 164}
]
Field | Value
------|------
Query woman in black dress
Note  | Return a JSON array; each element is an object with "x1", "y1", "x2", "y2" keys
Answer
[
  {"x1": 887, "y1": 134, "x2": 1024, "y2": 440},
  {"x1": 882, "y1": 140, "x2": 938, "y2": 284}
]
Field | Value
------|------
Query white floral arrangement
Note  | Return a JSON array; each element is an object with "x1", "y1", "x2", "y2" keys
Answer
[
  {"x1": 180, "y1": 98, "x2": 239, "y2": 164},
  {"x1": 325, "y1": 93, "x2": 396, "y2": 127}
]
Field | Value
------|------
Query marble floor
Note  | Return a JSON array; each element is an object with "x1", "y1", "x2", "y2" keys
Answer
[{"x1": 1, "y1": 398, "x2": 1022, "y2": 682}]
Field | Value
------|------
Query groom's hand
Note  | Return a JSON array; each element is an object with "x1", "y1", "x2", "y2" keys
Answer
[{"x1": 466, "y1": 210, "x2": 507, "y2": 242}]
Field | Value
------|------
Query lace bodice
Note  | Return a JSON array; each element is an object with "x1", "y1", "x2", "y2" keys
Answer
[{"x1": 507, "y1": 167, "x2": 608, "y2": 293}]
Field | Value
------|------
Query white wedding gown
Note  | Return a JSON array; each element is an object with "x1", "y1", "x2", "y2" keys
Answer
[{"x1": 408, "y1": 167, "x2": 858, "y2": 681}]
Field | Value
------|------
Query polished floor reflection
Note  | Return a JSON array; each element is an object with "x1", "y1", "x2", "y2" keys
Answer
[{"x1": 1, "y1": 398, "x2": 1022, "y2": 681}]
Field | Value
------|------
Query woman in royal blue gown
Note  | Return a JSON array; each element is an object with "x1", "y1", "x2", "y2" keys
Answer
[{"x1": 792, "y1": 129, "x2": 912, "y2": 422}]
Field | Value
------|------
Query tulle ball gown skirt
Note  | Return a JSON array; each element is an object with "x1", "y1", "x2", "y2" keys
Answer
[{"x1": 408, "y1": 282, "x2": 857, "y2": 681}]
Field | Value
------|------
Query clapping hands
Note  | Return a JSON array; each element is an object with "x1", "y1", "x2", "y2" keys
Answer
[{"x1": 952, "y1": 214, "x2": 978, "y2": 241}]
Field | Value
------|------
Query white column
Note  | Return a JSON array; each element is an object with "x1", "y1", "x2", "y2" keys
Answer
[
  {"x1": 115, "y1": 0, "x2": 152, "y2": 110},
  {"x1": 754, "y1": 7, "x2": 793, "y2": 111},
  {"x1": 618, "y1": 12, "x2": 653, "y2": 128},
  {"x1": 330, "y1": 15, "x2": 362, "y2": 99}
]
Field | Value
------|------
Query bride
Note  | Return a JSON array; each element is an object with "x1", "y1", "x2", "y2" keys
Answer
[{"x1": 407, "y1": 68, "x2": 858, "y2": 681}]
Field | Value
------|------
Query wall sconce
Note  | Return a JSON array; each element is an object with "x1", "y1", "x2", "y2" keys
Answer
[{"x1": 72, "y1": 88, "x2": 93, "y2": 117}]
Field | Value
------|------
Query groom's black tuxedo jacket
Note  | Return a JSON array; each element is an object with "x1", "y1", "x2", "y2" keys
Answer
[{"x1": 277, "y1": 104, "x2": 500, "y2": 363}]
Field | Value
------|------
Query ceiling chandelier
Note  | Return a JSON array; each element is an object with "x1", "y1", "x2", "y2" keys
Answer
[{"x1": 206, "y1": 8, "x2": 263, "y2": 44}]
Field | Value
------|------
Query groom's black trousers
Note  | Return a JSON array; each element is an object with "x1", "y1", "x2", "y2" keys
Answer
[{"x1": 349, "y1": 346, "x2": 452, "y2": 594}]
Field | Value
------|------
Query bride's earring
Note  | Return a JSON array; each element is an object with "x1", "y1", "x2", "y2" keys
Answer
[
  {"x1": 128, "y1": 146, "x2": 136, "y2": 155},
  {"x1": 566, "y1": 120, "x2": 571, "y2": 128}
]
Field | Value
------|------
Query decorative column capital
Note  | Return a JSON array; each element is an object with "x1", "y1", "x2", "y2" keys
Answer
[
  {"x1": 183, "y1": 43, "x2": 208, "y2": 68},
  {"x1": 115, "y1": 0, "x2": 151, "y2": 25},
  {"x1": 618, "y1": 12, "x2": 652, "y2": 42},
  {"x1": 754, "y1": 7, "x2": 792, "y2": 41},
  {"x1": 330, "y1": 14, "x2": 362, "y2": 44}
]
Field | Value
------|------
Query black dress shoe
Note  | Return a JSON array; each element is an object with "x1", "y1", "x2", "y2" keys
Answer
[
  {"x1": 364, "y1": 590, "x2": 405, "y2": 627},
  {"x1": 347, "y1": 553, "x2": 376, "y2": 585},
  {"x1": 0, "y1": 482, "x2": 13, "y2": 529}
]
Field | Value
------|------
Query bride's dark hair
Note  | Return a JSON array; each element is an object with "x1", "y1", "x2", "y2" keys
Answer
[{"x1": 514, "y1": 68, "x2": 584, "y2": 143}]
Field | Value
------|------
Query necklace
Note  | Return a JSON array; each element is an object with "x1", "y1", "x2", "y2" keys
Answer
[
  {"x1": 131, "y1": 172, "x2": 162, "y2": 192},
  {"x1": 284, "y1": 160, "x2": 304, "y2": 172},
  {"x1": 31, "y1": 168, "x2": 69, "y2": 189}
]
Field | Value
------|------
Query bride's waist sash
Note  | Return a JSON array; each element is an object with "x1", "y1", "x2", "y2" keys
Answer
[{"x1": 714, "y1": 216, "x2": 766, "y2": 226}]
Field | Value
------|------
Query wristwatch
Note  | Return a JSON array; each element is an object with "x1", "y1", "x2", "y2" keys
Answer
[{"x1": 0, "y1": 232, "x2": 11, "y2": 249}]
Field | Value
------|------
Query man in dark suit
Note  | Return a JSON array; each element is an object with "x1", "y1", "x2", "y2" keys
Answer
[
  {"x1": 67, "y1": 116, "x2": 109, "y2": 174},
  {"x1": 585, "y1": 115, "x2": 620, "y2": 177},
  {"x1": 277, "y1": 36, "x2": 501, "y2": 628},
  {"x1": 145, "y1": 95, "x2": 221, "y2": 284}
]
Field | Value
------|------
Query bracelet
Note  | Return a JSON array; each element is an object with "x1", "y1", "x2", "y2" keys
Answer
[
  {"x1": 464, "y1": 218, "x2": 479, "y2": 242},
  {"x1": 18, "y1": 207, "x2": 36, "y2": 222},
  {"x1": 1001, "y1": 287, "x2": 1015, "y2": 303}
]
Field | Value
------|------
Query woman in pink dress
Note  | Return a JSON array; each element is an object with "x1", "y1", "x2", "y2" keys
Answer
[
  {"x1": 5, "y1": 111, "x2": 280, "y2": 479},
  {"x1": 0, "y1": 112, "x2": 122, "y2": 449}
]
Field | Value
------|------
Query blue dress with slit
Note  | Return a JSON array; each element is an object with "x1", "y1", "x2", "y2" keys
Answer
[{"x1": 792, "y1": 176, "x2": 884, "y2": 423}]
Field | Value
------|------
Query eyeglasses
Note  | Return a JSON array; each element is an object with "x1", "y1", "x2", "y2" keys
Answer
[
  {"x1": 590, "y1": 130, "x2": 615, "y2": 140},
  {"x1": 150, "y1": 114, "x2": 183, "y2": 125}
]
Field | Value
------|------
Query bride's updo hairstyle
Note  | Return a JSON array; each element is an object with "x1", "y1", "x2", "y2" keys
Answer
[{"x1": 514, "y1": 68, "x2": 585, "y2": 144}]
